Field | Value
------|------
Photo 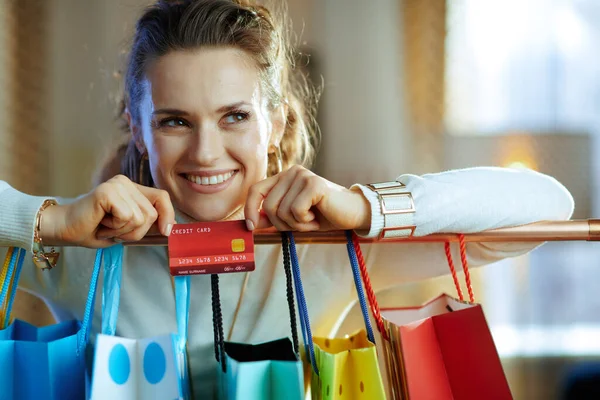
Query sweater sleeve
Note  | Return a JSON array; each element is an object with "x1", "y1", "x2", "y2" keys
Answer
[
  {"x1": 0, "y1": 181, "x2": 56, "y2": 251},
  {"x1": 0, "y1": 182, "x2": 87, "y2": 314},
  {"x1": 349, "y1": 167, "x2": 575, "y2": 290}
]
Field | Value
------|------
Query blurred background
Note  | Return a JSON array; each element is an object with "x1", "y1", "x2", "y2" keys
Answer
[{"x1": 2, "y1": 0, "x2": 600, "y2": 398}]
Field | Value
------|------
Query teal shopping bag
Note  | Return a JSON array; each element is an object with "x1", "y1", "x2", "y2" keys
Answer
[
  {"x1": 90, "y1": 244, "x2": 191, "y2": 400},
  {"x1": 213, "y1": 233, "x2": 304, "y2": 400},
  {"x1": 0, "y1": 246, "x2": 103, "y2": 400}
]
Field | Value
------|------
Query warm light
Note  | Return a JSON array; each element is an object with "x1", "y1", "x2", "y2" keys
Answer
[{"x1": 505, "y1": 161, "x2": 534, "y2": 170}]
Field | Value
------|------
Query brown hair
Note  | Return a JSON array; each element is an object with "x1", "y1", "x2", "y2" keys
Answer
[{"x1": 95, "y1": 0, "x2": 319, "y2": 186}]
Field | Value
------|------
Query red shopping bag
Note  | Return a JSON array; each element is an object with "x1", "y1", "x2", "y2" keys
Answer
[{"x1": 350, "y1": 233, "x2": 513, "y2": 400}]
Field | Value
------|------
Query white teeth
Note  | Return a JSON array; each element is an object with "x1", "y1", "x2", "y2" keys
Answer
[{"x1": 186, "y1": 171, "x2": 234, "y2": 186}]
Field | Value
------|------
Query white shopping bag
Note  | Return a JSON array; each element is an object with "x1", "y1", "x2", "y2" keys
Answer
[
  {"x1": 89, "y1": 245, "x2": 190, "y2": 400},
  {"x1": 91, "y1": 334, "x2": 184, "y2": 399}
]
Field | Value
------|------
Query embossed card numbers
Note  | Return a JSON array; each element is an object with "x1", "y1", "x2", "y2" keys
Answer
[{"x1": 167, "y1": 221, "x2": 255, "y2": 276}]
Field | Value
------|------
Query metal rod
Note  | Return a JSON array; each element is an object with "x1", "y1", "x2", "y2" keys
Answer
[{"x1": 124, "y1": 219, "x2": 600, "y2": 246}]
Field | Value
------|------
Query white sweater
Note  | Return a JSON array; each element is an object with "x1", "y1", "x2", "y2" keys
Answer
[{"x1": 0, "y1": 167, "x2": 574, "y2": 397}]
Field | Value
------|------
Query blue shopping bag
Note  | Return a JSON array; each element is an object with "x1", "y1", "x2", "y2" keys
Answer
[
  {"x1": 90, "y1": 244, "x2": 191, "y2": 400},
  {"x1": 0, "y1": 246, "x2": 103, "y2": 400},
  {"x1": 213, "y1": 234, "x2": 304, "y2": 400}
]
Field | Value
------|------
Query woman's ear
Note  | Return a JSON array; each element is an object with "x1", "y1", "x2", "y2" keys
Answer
[
  {"x1": 269, "y1": 103, "x2": 287, "y2": 150},
  {"x1": 126, "y1": 107, "x2": 146, "y2": 154}
]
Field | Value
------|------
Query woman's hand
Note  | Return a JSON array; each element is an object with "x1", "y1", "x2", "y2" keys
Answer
[
  {"x1": 40, "y1": 175, "x2": 176, "y2": 248},
  {"x1": 244, "y1": 165, "x2": 371, "y2": 232}
]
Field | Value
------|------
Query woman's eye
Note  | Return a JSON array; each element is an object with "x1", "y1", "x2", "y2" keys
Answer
[
  {"x1": 223, "y1": 112, "x2": 249, "y2": 124},
  {"x1": 159, "y1": 118, "x2": 189, "y2": 128}
]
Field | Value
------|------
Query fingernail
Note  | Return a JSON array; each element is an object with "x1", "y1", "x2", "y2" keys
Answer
[
  {"x1": 113, "y1": 238, "x2": 124, "y2": 243},
  {"x1": 246, "y1": 219, "x2": 255, "y2": 231},
  {"x1": 166, "y1": 223, "x2": 173, "y2": 236}
]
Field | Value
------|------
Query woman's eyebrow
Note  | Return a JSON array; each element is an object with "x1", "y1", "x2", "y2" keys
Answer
[
  {"x1": 215, "y1": 101, "x2": 251, "y2": 113},
  {"x1": 152, "y1": 108, "x2": 190, "y2": 116}
]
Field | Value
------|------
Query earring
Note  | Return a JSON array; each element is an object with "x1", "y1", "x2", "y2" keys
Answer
[
  {"x1": 274, "y1": 146, "x2": 283, "y2": 175},
  {"x1": 138, "y1": 152, "x2": 150, "y2": 186}
]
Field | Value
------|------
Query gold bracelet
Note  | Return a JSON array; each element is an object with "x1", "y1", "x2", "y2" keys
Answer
[{"x1": 32, "y1": 199, "x2": 60, "y2": 270}]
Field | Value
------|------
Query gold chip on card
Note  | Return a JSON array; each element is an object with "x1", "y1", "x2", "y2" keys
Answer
[{"x1": 231, "y1": 238, "x2": 245, "y2": 253}]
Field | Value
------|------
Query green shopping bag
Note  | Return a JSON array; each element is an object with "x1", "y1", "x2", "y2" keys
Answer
[{"x1": 212, "y1": 233, "x2": 304, "y2": 399}]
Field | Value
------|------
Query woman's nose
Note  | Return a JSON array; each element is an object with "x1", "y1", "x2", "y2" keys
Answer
[{"x1": 189, "y1": 125, "x2": 224, "y2": 165}]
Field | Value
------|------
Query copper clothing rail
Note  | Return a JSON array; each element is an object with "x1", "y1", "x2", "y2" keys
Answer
[{"x1": 124, "y1": 219, "x2": 600, "y2": 246}]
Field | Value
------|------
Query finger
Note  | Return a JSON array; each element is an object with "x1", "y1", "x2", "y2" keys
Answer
[
  {"x1": 255, "y1": 211, "x2": 319, "y2": 231},
  {"x1": 96, "y1": 190, "x2": 137, "y2": 239},
  {"x1": 255, "y1": 210, "x2": 273, "y2": 230},
  {"x1": 292, "y1": 181, "x2": 325, "y2": 224},
  {"x1": 113, "y1": 181, "x2": 146, "y2": 228},
  {"x1": 96, "y1": 220, "x2": 161, "y2": 243},
  {"x1": 126, "y1": 184, "x2": 159, "y2": 227},
  {"x1": 244, "y1": 175, "x2": 280, "y2": 230},
  {"x1": 100, "y1": 215, "x2": 128, "y2": 230},
  {"x1": 261, "y1": 174, "x2": 300, "y2": 231},
  {"x1": 278, "y1": 179, "x2": 316, "y2": 226},
  {"x1": 137, "y1": 185, "x2": 175, "y2": 236},
  {"x1": 290, "y1": 184, "x2": 323, "y2": 223},
  {"x1": 97, "y1": 194, "x2": 148, "y2": 241},
  {"x1": 112, "y1": 223, "x2": 154, "y2": 242}
]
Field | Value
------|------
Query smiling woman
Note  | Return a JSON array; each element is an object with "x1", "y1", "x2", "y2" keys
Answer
[
  {"x1": 0, "y1": 0, "x2": 576, "y2": 398},
  {"x1": 136, "y1": 48, "x2": 281, "y2": 222}
]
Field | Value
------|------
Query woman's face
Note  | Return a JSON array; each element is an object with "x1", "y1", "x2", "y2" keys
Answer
[{"x1": 133, "y1": 47, "x2": 283, "y2": 221}]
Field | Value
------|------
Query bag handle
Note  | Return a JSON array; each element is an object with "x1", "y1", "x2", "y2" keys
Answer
[
  {"x1": 344, "y1": 231, "x2": 377, "y2": 343},
  {"x1": 0, "y1": 248, "x2": 25, "y2": 328},
  {"x1": 0, "y1": 246, "x2": 103, "y2": 353},
  {"x1": 444, "y1": 235, "x2": 474, "y2": 303},
  {"x1": 281, "y1": 232, "x2": 300, "y2": 355},
  {"x1": 100, "y1": 244, "x2": 191, "y2": 348},
  {"x1": 101, "y1": 244, "x2": 124, "y2": 335},
  {"x1": 285, "y1": 231, "x2": 319, "y2": 376},
  {"x1": 210, "y1": 233, "x2": 301, "y2": 373},
  {"x1": 349, "y1": 232, "x2": 474, "y2": 342},
  {"x1": 77, "y1": 249, "x2": 104, "y2": 354},
  {"x1": 0, "y1": 248, "x2": 15, "y2": 311}
]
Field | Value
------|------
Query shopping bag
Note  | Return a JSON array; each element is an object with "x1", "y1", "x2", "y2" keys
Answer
[
  {"x1": 286, "y1": 231, "x2": 386, "y2": 400},
  {"x1": 89, "y1": 244, "x2": 191, "y2": 400},
  {"x1": 0, "y1": 246, "x2": 103, "y2": 400},
  {"x1": 213, "y1": 233, "x2": 304, "y2": 400},
  {"x1": 350, "y1": 233, "x2": 513, "y2": 400},
  {"x1": 218, "y1": 338, "x2": 304, "y2": 399}
]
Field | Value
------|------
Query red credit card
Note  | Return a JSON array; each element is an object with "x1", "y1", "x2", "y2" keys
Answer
[{"x1": 167, "y1": 220, "x2": 255, "y2": 276}]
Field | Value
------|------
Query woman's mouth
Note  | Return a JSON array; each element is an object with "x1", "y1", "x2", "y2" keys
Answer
[
  {"x1": 181, "y1": 170, "x2": 238, "y2": 194},
  {"x1": 184, "y1": 170, "x2": 236, "y2": 186}
]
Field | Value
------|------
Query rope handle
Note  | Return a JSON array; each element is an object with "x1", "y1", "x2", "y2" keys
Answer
[
  {"x1": 211, "y1": 274, "x2": 226, "y2": 373},
  {"x1": 210, "y1": 233, "x2": 303, "y2": 373},
  {"x1": 286, "y1": 232, "x2": 319, "y2": 376},
  {"x1": 350, "y1": 232, "x2": 475, "y2": 342},
  {"x1": 0, "y1": 247, "x2": 18, "y2": 315},
  {"x1": 350, "y1": 232, "x2": 389, "y2": 341},
  {"x1": 445, "y1": 234, "x2": 474, "y2": 303},
  {"x1": 344, "y1": 231, "x2": 376, "y2": 343}
]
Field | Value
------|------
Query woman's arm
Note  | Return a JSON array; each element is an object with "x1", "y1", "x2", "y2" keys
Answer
[
  {"x1": 0, "y1": 181, "x2": 55, "y2": 251},
  {"x1": 351, "y1": 167, "x2": 574, "y2": 289}
]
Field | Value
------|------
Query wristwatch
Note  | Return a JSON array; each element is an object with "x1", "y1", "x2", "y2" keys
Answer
[
  {"x1": 32, "y1": 199, "x2": 60, "y2": 270},
  {"x1": 366, "y1": 181, "x2": 416, "y2": 240}
]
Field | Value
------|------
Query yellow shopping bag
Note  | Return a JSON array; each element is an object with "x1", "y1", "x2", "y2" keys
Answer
[
  {"x1": 312, "y1": 330, "x2": 385, "y2": 399},
  {"x1": 284, "y1": 232, "x2": 386, "y2": 400}
]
